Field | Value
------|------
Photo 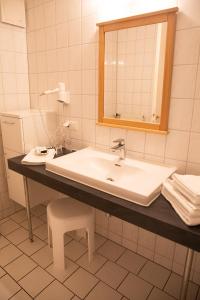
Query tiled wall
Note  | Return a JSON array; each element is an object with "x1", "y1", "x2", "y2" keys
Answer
[
  {"x1": 0, "y1": 19, "x2": 30, "y2": 217},
  {"x1": 26, "y1": 0, "x2": 200, "y2": 284}
]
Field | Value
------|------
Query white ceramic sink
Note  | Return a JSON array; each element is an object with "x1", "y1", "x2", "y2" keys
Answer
[{"x1": 46, "y1": 147, "x2": 176, "y2": 206}]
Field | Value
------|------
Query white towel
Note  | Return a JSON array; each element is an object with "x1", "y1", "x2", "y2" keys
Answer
[
  {"x1": 22, "y1": 148, "x2": 55, "y2": 165},
  {"x1": 172, "y1": 174, "x2": 200, "y2": 205},
  {"x1": 163, "y1": 179, "x2": 200, "y2": 215},
  {"x1": 162, "y1": 180, "x2": 200, "y2": 226}
]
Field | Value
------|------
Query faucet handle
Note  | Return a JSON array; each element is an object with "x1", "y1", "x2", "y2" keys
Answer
[{"x1": 112, "y1": 138, "x2": 125, "y2": 145}]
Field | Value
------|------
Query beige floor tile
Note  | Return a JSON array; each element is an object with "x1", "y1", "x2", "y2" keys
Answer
[
  {"x1": 31, "y1": 245, "x2": 53, "y2": 268},
  {"x1": 64, "y1": 268, "x2": 98, "y2": 298},
  {"x1": 164, "y1": 273, "x2": 198, "y2": 299},
  {"x1": 0, "y1": 217, "x2": 9, "y2": 224},
  {"x1": 80, "y1": 233, "x2": 106, "y2": 250},
  {"x1": 10, "y1": 210, "x2": 27, "y2": 224},
  {"x1": 10, "y1": 289, "x2": 32, "y2": 300},
  {"x1": 96, "y1": 260, "x2": 128, "y2": 289},
  {"x1": 64, "y1": 234, "x2": 73, "y2": 245},
  {"x1": 64, "y1": 240, "x2": 87, "y2": 261},
  {"x1": 5, "y1": 254, "x2": 37, "y2": 281},
  {"x1": 40, "y1": 214, "x2": 47, "y2": 223},
  {"x1": 0, "y1": 267, "x2": 6, "y2": 278},
  {"x1": 77, "y1": 252, "x2": 107, "y2": 274},
  {"x1": 21, "y1": 216, "x2": 44, "y2": 230},
  {"x1": 139, "y1": 261, "x2": 170, "y2": 289},
  {"x1": 36, "y1": 280, "x2": 74, "y2": 300},
  {"x1": 85, "y1": 281, "x2": 122, "y2": 300},
  {"x1": 0, "y1": 244, "x2": 22, "y2": 267},
  {"x1": 6, "y1": 227, "x2": 28, "y2": 245},
  {"x1": 118, "y1": 272, "x2": 153, "y2": 300},
  {"x1": 18, "y1": 236, "x2": 46, "y2": 256},
  {"x1": 46, "y1": 258, "x2": 79, "y2": 283},
  {"x1": 0, "y1": 220, "x2": 20, "y2": 235},
  {"x1": 31, "y1": 205, "x2": 47, "y2": 217},
  {"x1": 0, "y1": 235, "x2": 10, "y2": 249},
  {"x1": 117, "y1": 249, "x2": 146, "y2": 274},
  {"x1": 34, "y1": 224, "x2": 48, "y2": 240},
  {"x1": 97, "y1": 240, "x2": 125, "y2": 261},
  {"x1": 19, "y1": 266, "x2": 54, "y2": 297},
  {"x1": 0, "y1": 274, "x2": 21, "y2": 300},
  {"x1": 148, "y1": 287, "x2": 175, "y2": 300}
]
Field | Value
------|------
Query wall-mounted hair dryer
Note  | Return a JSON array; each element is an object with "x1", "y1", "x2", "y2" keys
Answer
[{"x1": 40, "y1": 82, "x2": 70, "y2": 104}]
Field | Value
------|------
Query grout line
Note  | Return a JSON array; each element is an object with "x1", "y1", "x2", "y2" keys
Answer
[
  {"x1": 162, "y1": 271, "x2": 173, "y2": 292},
  {"x1": 32, "y1": 278, "x2": 56, "y2": 299},
  {"x1": 0, "y1": 264, "x2": 34, "y2": 300}
]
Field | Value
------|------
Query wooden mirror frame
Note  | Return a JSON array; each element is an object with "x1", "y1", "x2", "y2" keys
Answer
[{"x1": 97, "y1": 7, "x2": 178, "y2": 133}]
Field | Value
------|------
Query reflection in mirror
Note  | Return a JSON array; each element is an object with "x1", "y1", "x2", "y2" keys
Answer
[{"x1": 104, "y1": 22, "x2": 167, "y2": 124}]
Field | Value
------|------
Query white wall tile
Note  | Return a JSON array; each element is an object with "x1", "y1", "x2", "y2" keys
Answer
[
  {"x1": 138, "y1": 228, "x2": 156, "y2": 251},
  {"x1": 45, "y1": 27, "x2": 57, "y2": 50},
  {"x1": 171, "y1": 65, "x2": 197, "y2": 99},
  {"x1": 186, "y1": 162, "x2": 200, "y2": 175},
  {"x1": 82, "y1": 44, "x2": 97, "y2": 70},
  {"x1": 126, "y1": 131, "x2": 146, "y2": 153},
  {"x1": 55, "y1": 0, "x2": 68, "y2": 24},
  {"x1": 44, "y1": 1, "x2": 56, "y2": 27},
  {"x1": 56, "y1": 24, "x2": 68, "y2": 48},
  {"x1": 145, "y1": 133, "x2": 166, "y2": 157},
  {"x1": 69, "y1": 70, "x2": 82, "y2": 94},
  {"x1": 67, "y1": 0, "x2": 81, "y2": 21},
  {"x1": 177, "y1": 0, "x2": 200, "y2": 30},
  {"x1": 69, "y1": 19, "x2": 82, "y2": 46},
  {"x1": 188, "y1": 132, "x2": 200, "y2": 163},
  {"x1": 169, "y1": 98, "x2": 193, "y2": 131},
  {"x1": 165, "y1": 130, "x2": 190, "y2": 161},
  {"x1": 174, "y1": 28, "x2": 200, "y2": 65},
  {"x1": 68, "y1": 45, "x2": 82, "y2": 70},
  {"x1": 82, "y1": 70, "x2": 96, "y2": 94},
  {"x1": 82, "y1": 95, "x2": 96, "y2": 119},
  {"x1": 191, "y1": 100, "x2": 200, "y2": 132},
  {"x1": 95, "y1": 125, "x2": 110, "y2": 146},
  {"x1": 195, "y1": 64, "x2": 200, "y2": 99},
  {"x1": 82, "y1": 16, "x2": 98, "y2": 44}
]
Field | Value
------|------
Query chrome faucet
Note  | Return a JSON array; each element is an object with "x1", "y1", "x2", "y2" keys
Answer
[{"x1": 111, "y1": 138, "x2": 126, "y2": 161}]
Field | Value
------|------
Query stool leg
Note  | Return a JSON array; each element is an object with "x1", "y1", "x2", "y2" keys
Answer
[
  {"x1": 52, "y1": 231, "x2": 65, "y2": 271},
  {"x1": 87, "y1": 223, "x2": 95, "y2": 264},
  {"x1": 47, "y1": 224, "x2": 52, "y2": 248}
]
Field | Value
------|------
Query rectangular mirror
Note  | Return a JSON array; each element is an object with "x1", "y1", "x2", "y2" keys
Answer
[{"x1": 97, "y1": 8, "x2": 178, "y2": 133}]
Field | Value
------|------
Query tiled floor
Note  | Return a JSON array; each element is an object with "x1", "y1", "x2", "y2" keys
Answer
[{"x1": 0, "y1": 205, "x2": 199, "y2": 300}]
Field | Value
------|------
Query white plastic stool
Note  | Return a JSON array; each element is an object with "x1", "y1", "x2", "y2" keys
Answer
[{"x1": 47, "y1": 197, "x2": 95, "y2": 271}]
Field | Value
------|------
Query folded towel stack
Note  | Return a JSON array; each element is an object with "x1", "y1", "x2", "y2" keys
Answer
[
  {"x1": 22, "y1": 148, "x2": 56, "y2": 165},
  {"x1": 162, "y1": 174, "x2": 200, "y2": 226}
]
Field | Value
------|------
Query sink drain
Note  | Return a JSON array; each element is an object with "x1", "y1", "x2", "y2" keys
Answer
[{"x1": 106, "y1": 177, "x2": 114, "y2": 182}]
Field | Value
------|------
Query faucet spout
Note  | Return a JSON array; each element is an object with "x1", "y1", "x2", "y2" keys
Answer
[{"x1": 111, "y1": 138, "x2": 126, "y2": 161}]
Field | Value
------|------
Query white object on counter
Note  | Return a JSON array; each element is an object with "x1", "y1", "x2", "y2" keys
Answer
[
  {"x1": 22, "y1": 148, "x2": 56, "y2": 165},
  {"x1": 172, "y1": 174, "x2": 200, "y2": 205},
  {"x1": 162, "y1": 179, "x2": 200, "y2": 226}
]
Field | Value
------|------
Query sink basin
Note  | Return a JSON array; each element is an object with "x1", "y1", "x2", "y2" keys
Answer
[{"x1": 46, "y1": 147, "x2": 176, "y2": 206}]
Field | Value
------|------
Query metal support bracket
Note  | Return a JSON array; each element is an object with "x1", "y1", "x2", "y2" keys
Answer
[
  {"x1": 180, "y1": 248, "x2": 194, "y2": 300},
  {"x1": 23, "y1": 176, "x2": 33, "y2": 242}
]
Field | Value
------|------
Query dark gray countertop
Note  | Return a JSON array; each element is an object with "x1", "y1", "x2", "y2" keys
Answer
[{"x1": 8, "y1": 153, "x2": 200, "y2": 251}]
